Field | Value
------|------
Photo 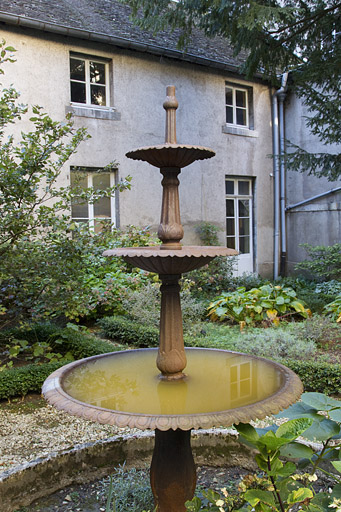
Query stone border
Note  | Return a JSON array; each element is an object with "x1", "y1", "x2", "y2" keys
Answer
[{"x1": 0, "y1": 429, "x2": 257, "y2": 512}]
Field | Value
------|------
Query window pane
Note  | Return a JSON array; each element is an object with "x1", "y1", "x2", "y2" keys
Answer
[
  {"x1": 226, "y1": 218, "x2": 235, "y2": 236},
  {"x1": 239, "y1": 218, "x2": 250, "y2": 236},
  {"x1": 225, "y1": 87, "x2": 233, "y2": 106},
  {"x1": 236, "y1": 108, "x2": 247, "y2": 126},
  {"x1": 93, "y1": 174, "x2": 111, "y2": 218},
  {"x1": 226, "y1": 106, "x2": 233, "y2": 124},
  {"x1": 226, "y1": 199, "x2": 235, "y2": 217},
  {"x1": 226, "y1": 237, "x2": 235, "y2": 249},
  {"x1": 236, "y1": 90, "x2": 246, "y2": 107},
  {"x1": 71, "y1": 201, "x2": 88, "y2": 219},
  {"x1": 239, "y1": 236, "x2": 250, "y2": 254},
  {"x1": 239, "y1": 199, "x2": 250, "y2": 217},
  {"x1": 225, "y1": 180, "x2": 234, "y2": 194},
  {"x1": 238, "y1": 181, "x2": 249, "y2": 195},
  {"x1": 71, "y1": 81, "x2": 86, "y2": 103},
  {"x1": 91, "y1": 84, "x2": 106, "y2": 106},
  {"x1": 70, "y1": 58, "x2": 85, "y2": 81},
  {"x1": 90, "y1": 62, "x2": 106, "y2": 84}
]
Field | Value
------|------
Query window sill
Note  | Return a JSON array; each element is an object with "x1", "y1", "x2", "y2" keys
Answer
[
  {"x1": 222, "y1": 125, "x2": 258, "y2": 138},
  {"x1": 66, "y1": 105, "x2": 121, "y2": 121}
]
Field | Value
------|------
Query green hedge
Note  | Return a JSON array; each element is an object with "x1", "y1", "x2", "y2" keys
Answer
[
  {"x1": 0, "y1": 323, "x2": 118, "y2": 400},
  {"x1": 281, "y1": 359, "x2": 341, "y2": 396},
  {"x1": 98, "y1": 316, "x2": 159, "y2": 347}
]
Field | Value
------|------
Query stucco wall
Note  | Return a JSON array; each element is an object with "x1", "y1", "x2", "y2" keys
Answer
[
  {"x1": 0, "y1": 26, "x2": 275, "y2": 276},
  {"x1": 284, "y1": 93, "x2": 341, "y2": 274}
]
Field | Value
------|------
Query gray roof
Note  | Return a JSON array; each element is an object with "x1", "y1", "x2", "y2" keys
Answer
[{"x1": 0, "y1": 0, "x2": 247, "y2": 73}]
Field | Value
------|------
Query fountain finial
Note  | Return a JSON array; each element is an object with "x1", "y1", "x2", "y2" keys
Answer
[{"x1": 163, "y1": 85, "x2": 178, "y2": 144}]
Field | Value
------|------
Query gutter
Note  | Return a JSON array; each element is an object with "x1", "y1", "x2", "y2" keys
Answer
[
  {"x1": 272, "y1": 72, "x2": 288, "y2": 280},
  {"x1": 286, "y1": 187, "x2": 341, "y2": 211},
  {"x1": 0, "y1": 11, "x2": 244, "y2": 74}
]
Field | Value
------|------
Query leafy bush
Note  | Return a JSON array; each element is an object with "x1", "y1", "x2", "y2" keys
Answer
[
  {"x1": 323, "y1": 294, "x2": 341, "y2": 323},
  {"x1": 98, "y1": 316, "x2": 159, "y2": 347},
  {"x1": 230, "y1": 272, "x2": 269, "y2": 291},
  {"x1": 103, "y1": 465, "x2": 154, "y2": 512},
  {"x1": 185, "y1": 256, "x2": 237, "y2": 299},
  {"x1": 283, "y1": 359, "x2": 341, "y2": 395},
  {"x1": 195, "y1": 221, "x2": 220, "y2": 246},
  {"x1": 295, "y1": 243, "x2": 341, "y2": 281},
  {"x1": 237, "y1": 329, "x2": 316, "y2": 360},
  {"x1": 208, "y1": 284, "x2": 310, "y2": 326}
]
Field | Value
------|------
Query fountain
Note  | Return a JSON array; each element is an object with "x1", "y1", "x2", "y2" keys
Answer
[{"x1": 43, "y1": 86, "x2": 303, "y2": 512}]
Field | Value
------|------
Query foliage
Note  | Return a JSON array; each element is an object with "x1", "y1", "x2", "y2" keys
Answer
[
  {"x1": 275, "y1": 277, "x2": 340, "y2": 314},
  {"x1": 98, "y1": 315, "x2": 160, "y2": 347},
  {"x1": 0, "y1": 42, "x2": 133, "y2": 326},
  {"x1": 208, "y1": 284, "x2": 310, "y2": 327},
  {"x1": 295, "y1": 244, "x2": 341, "y2": 281},
  {"x1": 186, "y1": 392, "x2": 341, "y2": 511},
  {"x1": 121, "y1": 281, "x2": 206, "y2": 327},
  {"x1": 280, "y1": 359, "x2": 341, "y2": 396},
  {"x1": 323, "y1": 295, "x2": 341, "y2": 323},
  {"x1": 237, "y1": 329, "x2": 316, "y2": 361},
  {"x1": 0, "y1": 322, "x2": 121, "y2": 399},
  {"x1": 102, "y1": 465, "x2": 154, "y2": 512},
  {"x1": 125, "y1": 1, "x2": 341, "y2": 181},
  {"x1": 231, "y1": 273, "x2": 270, "y2": 292},
  {"x1": 185, "y1": 257, "x2": 237, "y2": 299},
  {"x1": 195, "y1": 222, "x2": 220, "y2": 246}
]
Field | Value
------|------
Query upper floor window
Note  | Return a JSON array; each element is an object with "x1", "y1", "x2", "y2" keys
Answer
[
  {"x1": 225, "y1": 84, "x2": 249, "y2": 128},
  {"x1": 70, "y1": 55, "x2": 109, "y2": 107}
]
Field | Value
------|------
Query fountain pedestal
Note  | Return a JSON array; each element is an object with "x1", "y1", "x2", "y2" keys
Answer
[{"x1": 42, "y1": 86, "x2": 303, "y2": 512}]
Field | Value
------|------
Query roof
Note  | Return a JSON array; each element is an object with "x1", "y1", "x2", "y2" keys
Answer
[{"x1": 0, "y1": 0, "x2": 248, "y2": 73}]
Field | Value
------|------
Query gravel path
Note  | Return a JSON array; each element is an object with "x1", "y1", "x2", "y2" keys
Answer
[{"x1": 0, "y1": 400, "x2": 135, "y2": 473}]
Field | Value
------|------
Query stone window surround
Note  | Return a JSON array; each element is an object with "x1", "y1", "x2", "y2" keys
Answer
[{"x1": 222, "y1": 81, "x2": 258, "y2": 138}]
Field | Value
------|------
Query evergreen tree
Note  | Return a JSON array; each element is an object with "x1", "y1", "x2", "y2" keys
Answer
[{"x1": 125, "y1": 0, "x2": 341, "y2": 181}]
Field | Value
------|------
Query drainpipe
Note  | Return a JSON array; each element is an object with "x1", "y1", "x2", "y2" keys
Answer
[{"x1": 272, "y1": 72, "x2": 288, "y2": 279}]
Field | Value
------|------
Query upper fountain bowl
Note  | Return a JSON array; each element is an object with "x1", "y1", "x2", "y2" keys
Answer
[{"x1": 126, "y1": 144, "x2": 215, "y2": 169}]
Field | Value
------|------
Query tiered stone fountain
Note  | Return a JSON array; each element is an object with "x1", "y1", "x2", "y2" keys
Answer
[{"x1": 43, "y1": 86, "x2": 303, "y2": 512}]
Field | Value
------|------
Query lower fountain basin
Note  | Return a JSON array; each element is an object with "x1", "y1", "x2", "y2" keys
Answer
[{"x1": 43, "y1": 348, "x2": 302, "y2": 431}]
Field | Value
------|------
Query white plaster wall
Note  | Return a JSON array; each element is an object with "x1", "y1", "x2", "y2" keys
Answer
[
  {"x1": 0, "y1": 27, "x2": 275, "y2": 276},
  {"x1": 285, "y1": 92, "x2": 341, "y2": 273}
]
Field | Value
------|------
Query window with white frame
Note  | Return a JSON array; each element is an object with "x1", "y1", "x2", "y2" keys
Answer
[
  {"x1": 71, "y1": 168, "x2": 116, "y2": 232},
  {"x1": 225, "y1": 178, "x2": 253, "y2": 254},
  {"x1": 70, "y1": 55, "x2": 109, "y2": 107},
  {"x1": 225, "y1": 84, "x2": 249, "y2": 128}
]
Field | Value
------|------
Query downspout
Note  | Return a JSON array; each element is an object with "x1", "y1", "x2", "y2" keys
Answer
[{"x1": 272, "y1": 72, "x2": 288, "y2": 279}]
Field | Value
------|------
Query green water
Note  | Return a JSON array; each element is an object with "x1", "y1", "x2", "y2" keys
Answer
[{"x1": 63, "y1": 349, "x2": 282, "y2": 415}]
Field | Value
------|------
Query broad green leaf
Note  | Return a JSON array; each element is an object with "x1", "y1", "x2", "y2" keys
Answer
[
  {"x1": 290, "y1": 300, "x2": 305, "y2": 312},
  {"x1": 287, "y1": 488, "x2": 313, "y2": 504},
  {"x1": 331, "y1": 461, "x2": 341, "y2": 473},
  {"x1": 275, "y1": 461, "x2": 296, "y2": 477},
  {"x1": 275, "y1": 296, "x2": 285, "y2": 305},
  {"x1": 258, "y1": 431, "x2": 289, "y2": 451},
  {"x1": 276, "y1": 402, "x2": 320, "y2": 420},
  {"x1": 244, "y1": 490, "x2": 275, "y2": 507},
  {"x1": 185, "y1": 497, "x2": 202, "y2": 512},
  {"x1": 331, "y1": 483, "x2": 341, "y2": 499},
  {"x1": 255, "y1": 454, "x2": 268, "y2": 471},
  {"x1": 233, "y1": 305, "x2": 243, "y2": 316},
  {"x1": 301, "y1": 392, "x2": 341, "y2": 411},
  {"x1": 276, "y1": 418, "x2": 313, "y2": 440},
  {"x1": 329, "y1": 408, "x2": 341, "y2": 423},
  {"x1": 303, "y1": 418, "x2": 340, "y2": 441},
  {"x1": 235, "y1": 423, "x2": 260, "y2": 443},
  {"x1": 311, "y1": 492, "x2": 333, "y2": 510},
  {"x1": 280, "y1": 441, "x2": 314, "y2": 459}
]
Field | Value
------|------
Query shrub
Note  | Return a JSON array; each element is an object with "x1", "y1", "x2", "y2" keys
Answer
[
  {"x1": 230, "y1": 272, "x2": 269, "y2": 291},
  {"x1": 237, "y1": 329, "x2": 316, "y2": 360},
  {"x1": 323, "y1": 294, "x2": 341, "y2": 323},
  {"x1": 208, "y1": 284, "x2": 310, "y2": 326},
  {"x1": 194, "y1": 221, "x2": 220, "y2": 246},
  {"x1": 295, "y1": 243, "x2": 341, "y2": 281},
  {"x1": 185, "y1": 256, "x2": 237, "y2": 298},
  {"x1": 281, "y1": 359, "x2": 341, "y2": 395},
  {"x1": 98, "y1": 316, "x2": 159, "y2": 347}
]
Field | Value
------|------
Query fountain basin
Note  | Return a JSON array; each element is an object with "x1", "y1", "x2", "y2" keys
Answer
[
  {"x1": 42, "y1": 348, "x2": 303, "y2": 431},
  {"x1": 103, "y1": 246, "x2": 237, "y2": 273},
  {"x1": 126, "y1": 144, "x2": 215, "y2": 168}
]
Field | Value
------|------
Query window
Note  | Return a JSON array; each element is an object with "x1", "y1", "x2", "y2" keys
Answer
[
  {"x1": 70, "y1": 55, "x2": 109, "y2": 107},
  {"x1": 71, "y1": 168, "x2": 116, "y2": 232},
  {"x1": 225, "y1": 178, "x2": 253, "y2": 254},
  {"x1": 225, "y1": 84, "x2": 248, "y2": 127}
]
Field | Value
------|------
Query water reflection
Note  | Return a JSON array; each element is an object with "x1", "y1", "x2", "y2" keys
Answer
[{"x1": 63, "y1": 350, "x2": 283, "y2": 415}]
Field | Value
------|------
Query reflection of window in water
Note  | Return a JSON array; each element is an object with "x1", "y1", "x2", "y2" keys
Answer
[{"x1": 230, "y1": 361, "x2": 253, "y2": 402}]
